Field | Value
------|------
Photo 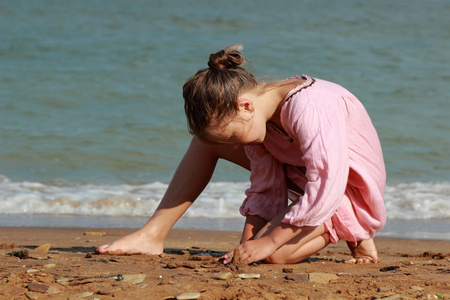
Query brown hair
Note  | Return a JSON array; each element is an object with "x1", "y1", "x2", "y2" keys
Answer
[{"x1": 183, "y1": 46, "x2": 257, "y2": 140}]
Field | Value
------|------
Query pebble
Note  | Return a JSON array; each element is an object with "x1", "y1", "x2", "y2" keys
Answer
[
  {"x1": 83, "y1": 231, "x2": 106, "y2": 236},
  {"x1": 25, "y1": 292, "x2": 39, "y2": 299},
  {"x1": 378, "y1": 286, "x2": 395, "y2": 293},
  {"x1": 180, "y1": 262, "x2": 196, "y2": 269},
  {"x1": 9, "y1": 287, "x2": 27, "y2": 296},
  {"x1": 27, "y1": 282, "x2": 51, "y2": 293},
  {"x1": 67, "y1": 292, "x2": 94, "y2": 299},
  {"x1": 172, "y1": 275, "x2": 192, "y2": 279},
  {"x1": 166, "y1": 262, "x2": 180, "y2": 269},
  {"x1": 379, "y1": 294, "x2": 404, "y2": 300},
  {"x1": 26, "y1": 269, "x2": 39, "y2": 274},
  {"x1": 190, "y1": 255, "x2": 212, "y2": 261},
  {"x1": 237, "y1": 273, "x2": 260, "y2": 279},
  {"x1": 122, "y1": 274, "x2": 147, "y2": 284},
  {"x1": 308, "y1": 291, "x2": 335, "y2": 300},
  {"x1": 268, "y1": 288, "x2": 285, "y2": 294},
  {"x1": 43, "y1": 263, "x2": 56, "y2": 269},
  {"x1": 282, "y1": 267, "x2": 308, "y2": 273},
  {"x1": 97, "y1": 287, "x2": 122, "y2": 295},
  {"x1": 27, "y1": 282, "x2": 61, "y2": 294},
  {"x1": 285, "y1": 274, "x2": 309, "y2": 282},
  {"x1": 212, "y1": 272, "x2": 233, "y2": 280},
  {"x1": 379, "y1": 265, "x2": 400, "y2": 272},
  {"x1": 176, "y1": 292, "x2": 201, "y2": 300},
  {"x1": 200, "y1": 263, "x2": 217, "y2": 268},
  {"x1": 309, "y1": 273, "x2": 338, "y2": 284},
  {"x1": 56, "y1": 278, "x2": 70, "y2": 285},
  {"x1": 34, "y1": 243, "x2": 52, "y2": 253}
]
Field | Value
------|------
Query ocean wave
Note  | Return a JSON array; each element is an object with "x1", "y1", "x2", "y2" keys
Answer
[{"x1": 0, "y1": 175, "x2": 449, "y2": 220}]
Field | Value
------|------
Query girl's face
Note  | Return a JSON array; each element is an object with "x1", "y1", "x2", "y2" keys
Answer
[{"x1": 205, "y1": 107, "x2": 267, "y2": 146}]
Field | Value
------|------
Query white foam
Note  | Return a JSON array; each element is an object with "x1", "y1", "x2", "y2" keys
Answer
[{"x1": 0, "y1": 175, "x2": 449, "y2": 220}]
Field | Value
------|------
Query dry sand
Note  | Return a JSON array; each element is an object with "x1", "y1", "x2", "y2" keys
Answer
[{"x1": 1, "y1": 227, "x2": 449, "y2": 299}]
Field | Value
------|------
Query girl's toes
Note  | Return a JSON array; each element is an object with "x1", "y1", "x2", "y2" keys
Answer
[{"x1": 346, "y1": 256, "x2": 380, "y2": 264}]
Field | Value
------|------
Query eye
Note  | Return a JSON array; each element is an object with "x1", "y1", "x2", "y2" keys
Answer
[{"x1": 227, "y1": 134, "x2": 236, "y2": 143}]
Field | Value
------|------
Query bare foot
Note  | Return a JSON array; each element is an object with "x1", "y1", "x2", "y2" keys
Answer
[
  {"x1": 96, "y1": 230, "x2": 163, "y2": 255},
  {"x1": 345, "y1": 239, "x2": 380, "y2": 264}
]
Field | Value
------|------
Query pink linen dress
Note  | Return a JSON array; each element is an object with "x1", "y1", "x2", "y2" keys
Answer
[{"x1": 240, "y1": 75, "x2": 386, "y2": 245}]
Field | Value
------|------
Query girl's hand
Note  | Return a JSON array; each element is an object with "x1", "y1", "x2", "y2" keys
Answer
[
  {"x1": 216, "y1": 237, "x2": 277, "y2": 265},
  {"x1": 218, "y1": 249, "x2": 235, "y2": 264},
  {"x1": 236, "y1": 237, "x2": 278, "y2": 264},
  {"x1": 215, "y1": 237, "x2": 277, "y2": 265}
]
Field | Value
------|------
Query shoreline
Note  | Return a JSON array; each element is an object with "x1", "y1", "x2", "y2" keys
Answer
[
  {"x1": 1, "y1": 227, "x2": 449, "y2": 299},
  {"x1": 1, "y1": 214, "x2": 450, "y2": 242}
]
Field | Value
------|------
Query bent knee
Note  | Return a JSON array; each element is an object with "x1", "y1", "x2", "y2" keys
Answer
[{"x1": 263, "y1": 253, "x2": 291, "y2": 264}]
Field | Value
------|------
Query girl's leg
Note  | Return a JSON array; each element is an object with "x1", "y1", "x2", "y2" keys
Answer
[
  {"x1": 97, "y1": 136, "x2": 250, "y2": 255},
  {"x1": 249, "y1": 202, "x2": 379, "y2": 264},
  {"x1": 245, "y1": 203, "x2": 331, "y2": 264},
  {"x1": 346, "y1": 239, "x2": 380, "y2": 264}
]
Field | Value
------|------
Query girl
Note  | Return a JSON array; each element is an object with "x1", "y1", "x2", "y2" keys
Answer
[{"x1": 98, "y1": 46, "x2": 386, "y2": 264}]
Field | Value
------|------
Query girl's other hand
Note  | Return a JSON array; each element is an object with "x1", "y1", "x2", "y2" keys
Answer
[
  {"x1": 214, "y1": 249, "x2": 235, "y2": 264},
  {"x1": 236, "y1": 237, "x2": 278, "y2": 264}
]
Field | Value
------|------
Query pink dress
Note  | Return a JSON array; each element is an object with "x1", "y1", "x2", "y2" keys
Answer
[{"x1": 240, "y1": 75, "x2": 386, "y2": 245}]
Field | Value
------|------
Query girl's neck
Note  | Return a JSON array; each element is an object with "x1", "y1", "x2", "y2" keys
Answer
[{"x1": 258, "y1": 78, "x2": 305, "y2": 128}]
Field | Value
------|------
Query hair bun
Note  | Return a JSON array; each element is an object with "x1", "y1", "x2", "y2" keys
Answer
[{"x1": 208, "y1": 46, "x2": 245, "y2": 71}]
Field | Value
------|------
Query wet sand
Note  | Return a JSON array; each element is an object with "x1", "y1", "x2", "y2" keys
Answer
[{"x1": 1, "y1": 227, "x2": 449, "y2": 299}]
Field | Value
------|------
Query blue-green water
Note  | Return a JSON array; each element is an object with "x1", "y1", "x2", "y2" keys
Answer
[{"x1": 1, "y1": 0, "x2": 449, "y2": 238}]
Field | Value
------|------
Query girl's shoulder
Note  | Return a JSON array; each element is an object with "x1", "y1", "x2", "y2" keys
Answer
[{"x1": 283, "y1": 74, "x2": 316, "y2": 102}]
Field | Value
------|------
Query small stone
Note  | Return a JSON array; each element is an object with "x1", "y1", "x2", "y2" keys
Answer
[
  {"x1": 212, "y1": 272, "x2": 233, "y2": 280},
  {"x1": 309, "y1": 273, "x2": 338, "y2": 284},
  {"x1": 172, "y1": 274, "x2": 192, "y2": 279},
  {"x1": 190, "y1": 255, "x2": 212, "y2": 261},
  {"x1": 181, "y1": 262, "x2": 196, "y2": 269},
  {"x1": 378, "y1": 286, "x2": 395, "y2": 292},
  {"x1": 237, "y1": 273, "x2": 260, "y2": 279},
  {"x1": 284, "y1": 274, "x2": 309, "y2": 282},
  {"x1": 308, "y1": 291, "x2": 334, "y2": 300},
  {"x1": 409, "y1": 286, "x2": 424, "y2": 291},
  {"x1": 268, "y1": 287, "x2": 285, "y2": 294},
  {"x1": 122, "y1": 274, "x2": 147, "y2": 284},
  {"x1": 25, "y1": 292, "x2": 39, "y2": 299},
  {"x1": 43, "y1": 263, "x2": 56, "y2": 269},
  {"x1": 166, "y1": 262, "x2": 180, "y2": 269},
  {"x1": 27, "y1": 282, "x2": 50, "y2": 293},
  {"x1": 26, "y1": 269, "x2": 39, "y2": 274},
  {"x1": 83, "y1": 231, "x2": 106, "y2": 236},
  {"x1": 159, "y1": 253, "x2": 167, "y2": 258},
  {"x1": 97, "y1": 287, "x2": 122, "y2": 295},
  {"x1": 9, "y1": 287, "x2": 27, "y2": 296},
  {"x1": 67, "y1": 292, "x2": 94, "y2": 299},
  {"x1": 34, "y1": 243, "x2": 51, "y2": 253},
  {"x1": 200, "y1": 263, "x2": 217, "y2": 268},
  {"x1": 282, "y1": 267, "x2": 308, "y2": 273},
  {"x1": 8, "y1": 249, "x2": 29, "y2": 259},
  {"x1": 56, "y1": 278, "x2": 69, "y2": 285},
  {"x1": 379, "y1": 265, "x2": 400, "y2": 272},
  {"x1": 176, "y1": 292, "x2": 201, "y2": 299},
  {"x1": 0, "y1": 243, "x2": 15, "y2": 249},
  {"x1": 379, "y1": 294, "x2": 403, "y2": 300}
]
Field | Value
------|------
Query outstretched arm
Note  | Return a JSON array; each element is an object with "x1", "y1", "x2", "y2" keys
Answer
[
  {"x1": 240, "y1": 215, "x2": 267, "y2": 244},
  {"x1": 97, "y1": 136, "x2": 250, "y2": 255}
]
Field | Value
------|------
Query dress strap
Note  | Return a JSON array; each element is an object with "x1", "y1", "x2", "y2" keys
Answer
[{"x1": 284, "y1": 74, "x2": 315, "y2": 102}]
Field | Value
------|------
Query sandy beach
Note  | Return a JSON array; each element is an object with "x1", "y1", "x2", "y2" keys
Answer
[{"x1": 1, "y1": 227, "x2": 449, "y2": 299}]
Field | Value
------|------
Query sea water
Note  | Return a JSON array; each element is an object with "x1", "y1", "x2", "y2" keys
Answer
[{"x1": 1, "y1": 0, "x2": 449, "y2": 240}]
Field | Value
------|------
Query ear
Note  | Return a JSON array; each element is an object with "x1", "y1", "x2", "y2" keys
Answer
[{"x1": 236, "y1": 97, "x2": 255, "y2": 114}]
